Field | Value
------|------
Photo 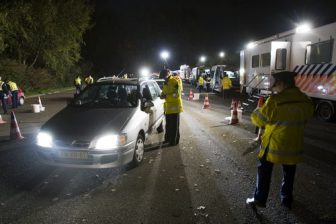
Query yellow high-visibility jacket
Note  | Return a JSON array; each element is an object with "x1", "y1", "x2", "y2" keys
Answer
[
  {"x1": 251, "y1": 87, "x2": 314, "y2": 165},
  {"x1": 162, "y1": 76, "x2": 183, "y2": 114},
  {"x1": 198, "y1": 76, "x2": 204, "y2": 86},
  {"x1": 85, "y1": 76, "x2": 94, "y2": 84},
  {"x1": 7, "y1": 81, "x2": 18, "y2": 91},
  {"x1": 221, "y1": 77, "x2": 232, "y2": 90},
  {"x1": 74, "y1": 77, "x2": 81, "y2": 85}
]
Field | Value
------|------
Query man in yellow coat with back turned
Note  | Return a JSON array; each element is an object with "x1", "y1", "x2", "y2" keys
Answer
[
  {"x1": 246, "y1": 71, "x2": 314, "y2": 209},
  {"x1": 160, "y1": 69, "x2": 183, "y2": 146}
]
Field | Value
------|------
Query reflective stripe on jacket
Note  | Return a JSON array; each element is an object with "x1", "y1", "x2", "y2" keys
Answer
[
  {"x1": 251, "y1": 87, "x2": 314, "y2": 165},
  {"x1": 221, "y1": 77, "x2": 232, "y2": 90},
  {"x1": 7, "y1": 81, "x2": 18, "y2": 91},
  {"x1": 162, "y1": 76, "x2": 183, "y2": 114}
]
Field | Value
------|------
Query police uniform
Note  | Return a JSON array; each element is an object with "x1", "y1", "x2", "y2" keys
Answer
[
  {"x1": 7, "y1": 80, "x2": 19, "y2": 108},
  {"x1": 161, "y1": 72, "x2": 183, "y2": 146},
  {"x1": 247, "y1": 71, "x2": 314, "y2": 208}
]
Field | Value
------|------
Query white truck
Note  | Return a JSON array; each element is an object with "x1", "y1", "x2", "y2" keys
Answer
[
  {"x1": 240, "y1": 21, "x2": 336, "y2": 121},
  {"x1": 210, "y1": 65, "x2": 240, "y2": 92}
]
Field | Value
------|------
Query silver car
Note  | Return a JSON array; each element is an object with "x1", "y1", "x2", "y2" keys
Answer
[{"x1": 35, "y1": 78, "x2": 164, "y2": 168}]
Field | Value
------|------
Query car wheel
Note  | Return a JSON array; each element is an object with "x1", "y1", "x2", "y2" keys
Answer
[
  {"x1": 317, "y1": 102, "x2": 334, "y2": 122},
  {"x1": 131, "y1": 134, "x2": 144, "y2": 167},
  {"x1": 19, "y1": 97, "x2": 24, "y2": 105}
]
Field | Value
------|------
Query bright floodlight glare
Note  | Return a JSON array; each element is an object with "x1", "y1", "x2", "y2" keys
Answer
[
  {"x1": 140, "y1": 67, "x2": 150, "y2": 77},
  {"x1": 246, "y1": 42, "x2": 256, "y2": 49},
  {"x1": 200, "y1": 56, "x2": 206, "y2": 62},
  {"x1": 219, "y1": 51, "x2": 225, "y2": 58},
  {"x1": 160, "y1": 51, "x2": 169, "y2": 60},
  {"x1": 296, "y1": 23, "x2": 312, "y2": 33}
]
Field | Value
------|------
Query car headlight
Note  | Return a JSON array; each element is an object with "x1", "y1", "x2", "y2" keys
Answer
[
  {"x1": 37, "y1": 132, "x2": 53, "y2": 148},
  {"x1": 94, "y1": 134, "x2": 127, "y2": 150}
]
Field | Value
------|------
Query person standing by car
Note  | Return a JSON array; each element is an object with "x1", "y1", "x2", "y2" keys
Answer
[
  {"x1": 74, "y1": 75, "x2": 82, "y2": 95},
  {"x1": 246, "y1": 71, "x2": 314, "y2": 209},
  {"x1": 221, "y1": 72, "x2": 232, "y2": 99},
  {"x1": 160, "y1": 69, "x2": 183, "y2": 146},
  {"x1": 84, "y1": 75, "x2": 94, "y2": 86},
  {"x1": 5, "y1": 78, "x2": 19, "y2": 108},
  {"x1": 0, "y1": 76, "x2": 9, "y2": 114},
  {"x1": 198, "y1": 75, "x2": 204, "y2": 93}
]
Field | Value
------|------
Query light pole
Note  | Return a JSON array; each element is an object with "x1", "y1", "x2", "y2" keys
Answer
[
  {"x1": 160, "y1": 50, "x2": 170, "y2": 69},
  {"x1": 219, "y1": 51, "x2": 225, "y2": 58},
  {"x1": 199, "y1": 56, "x2": 206, "y2": 64}
]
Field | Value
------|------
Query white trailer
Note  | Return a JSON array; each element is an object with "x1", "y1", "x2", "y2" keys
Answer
[{"x1": 240, "y1": 21, "x2": 336, "y2": 121}]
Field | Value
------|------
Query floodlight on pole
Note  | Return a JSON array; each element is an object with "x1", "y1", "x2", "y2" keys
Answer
[
  {"x1": 160, "y1": 50, "x2": 170, "y2": 69},
  {"x1": 296, "y1": 23, "x2": 312, "y2": 34},
  {"x1": 200, "y1": 56, "x2": 206, "y2": 63},
  {"x1": 219, "y1": 51, "x2": 225, "y2": 58}
]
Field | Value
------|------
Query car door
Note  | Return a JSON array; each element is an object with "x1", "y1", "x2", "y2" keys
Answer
[{"x1": 146, "y1": 81, "x2": 164, "y2": 128}]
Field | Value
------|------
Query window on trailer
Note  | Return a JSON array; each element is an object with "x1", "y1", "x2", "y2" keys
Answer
[
  {"x1": 261, "y1": 53, "x2": 271, "y2": 67},
  {"x1": 305, "y1": 39, "x2": 333, "y2": 64},
  {"x1": 252, "y1": 55, "x2": 259, "y2": 68},
  {"x1": 275, "y1": 48, "x2": 287, "y2": 70}
]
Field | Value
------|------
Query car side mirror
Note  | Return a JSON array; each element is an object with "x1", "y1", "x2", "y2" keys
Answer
[{"x1": 144, "y1": 101, "x2": 154, "y2": 108}]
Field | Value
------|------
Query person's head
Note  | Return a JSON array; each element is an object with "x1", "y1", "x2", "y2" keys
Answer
[
  {"x1": 159, "y1": 69, "x2": 170, "y2": 81},
  {"x1": 271, "y1": 71, "x2": 296, "y2": 93}
]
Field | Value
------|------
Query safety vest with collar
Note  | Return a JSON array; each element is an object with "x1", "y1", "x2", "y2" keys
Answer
[
  {"x1": 198, "y1": 76, "x2": 204, "y2": 86},
  {"x1": 75, "y1": 77, "x2": 81, "y2": 85},
  {"x1": 222, "y1": 77, "x2": 232, "y2": 90},
  {"x1": 251, "y1": 87, "x2": 314, "y2": 165},
  {"x1": 162, "y1": 76, "x2": 183, "y2": 114},
  {"x1": 172, "y1": 75, "x2": 183, "y2": 91},
  {"x1": 7, "y1": 81, "x2": 18, "y2": 91}
]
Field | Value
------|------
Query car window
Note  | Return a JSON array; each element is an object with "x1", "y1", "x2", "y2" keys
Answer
[
  {"x1": 74, "y1": 83, "x2": 138, "y2": 108},
  {"x1": 147, "y1": 82, "x2": 159, "y2": 100}
]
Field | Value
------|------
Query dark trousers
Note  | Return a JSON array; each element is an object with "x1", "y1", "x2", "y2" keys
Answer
[
  {"x1": 222, "y1": 89, "x2": 230, "y2": 99},
  {"x1": 165, "y1": 113, "x2": 180, "y2": 145},
  {"x1": 254, "y1": 154, "x2": 296, "y2": 205},
  {"x1": 0, "y1": 92, "x2": 7, "y2": 114},
  {"x1": 11, "y1": 91, "x2": 18, "y2": 108}
]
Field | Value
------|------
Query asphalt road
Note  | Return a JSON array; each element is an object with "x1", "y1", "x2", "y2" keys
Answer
[{"x1": 0, "y1": 86, "x2": 335, "y2": 224}]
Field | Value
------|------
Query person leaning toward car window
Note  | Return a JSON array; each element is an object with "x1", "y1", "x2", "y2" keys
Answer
[
  {"x1": 0, "y1": 76, "x2": 9, "y2": 114},
  {"x1": 160, "y1": 69, "x2": 183, "y2": 146},
  {"x1": 5, "y1": 78, "x2": 19, "y2": 108},
  {"x1": 246, "y1": 71, "x2": 314, "y2": 210}
]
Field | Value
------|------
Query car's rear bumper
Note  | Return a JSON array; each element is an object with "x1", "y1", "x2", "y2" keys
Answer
[{"x1": 35, "y1": 141, "x2": 135, "y2": 168}]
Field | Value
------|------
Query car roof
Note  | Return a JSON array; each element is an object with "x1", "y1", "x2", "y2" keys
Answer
[{"x1": 97, "y1": 77, "x2": 158, "y2": 86}]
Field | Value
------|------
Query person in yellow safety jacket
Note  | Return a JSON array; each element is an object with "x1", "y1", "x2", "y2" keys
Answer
[
  {"x1": 198, "y1": 75, "x2": 204, "y2": 93},
  {"x1": 74, "y1": 75, "x2": 82, "y2": 95},
  {"x1": 246, "y1": 71, "x2": 314, "y2": 209},
  {"x1": 0, "y1": 76, "x2": 9, "y2": 114},
  {"x1": 5, "y1": 79, "x2": 19, "y2": 108},
  {"x1": 221, "y1": 72, "x2": 232, "y2": 99},
  {"x1": 84, "y1": 75, "x2": 94, "y2": 86},
  {"x1": 123, "y1": 73, "x2": 128, "y2": 79},
  {"x1": 160, "y1": 69, "x2": 183, "y2": 146}
]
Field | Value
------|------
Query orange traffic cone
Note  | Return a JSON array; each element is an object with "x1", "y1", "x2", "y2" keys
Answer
[
  {"x1": 229, "y1": 100, "x2": 239, "y2": 125},
  {"x1": 10, "y1": 111, "x2": 24, "y2": 140},
  {"x1": 188, "y1": 89, "x2": 194, "y2": 101},
  {"x1": 0, "y1": 114, "x2": 6, "y2": 124},
  {"x1": 203, "y1": 94, "x2": 210, "y2": 109},
  {"x1": 237, "y1": 100, "x2": 242, "y2": 110}
]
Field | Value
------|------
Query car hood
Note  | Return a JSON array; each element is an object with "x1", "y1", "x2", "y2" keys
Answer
[{"x1": 41, "y1": 106, "x2": 136, "y2": 141}]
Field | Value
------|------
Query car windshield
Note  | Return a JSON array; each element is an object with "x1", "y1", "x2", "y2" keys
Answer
[{"x1": 73, "y1": 83, "x2": 139, "y2": 108}]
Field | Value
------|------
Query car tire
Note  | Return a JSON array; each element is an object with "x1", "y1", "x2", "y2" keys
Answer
[
  {"x1": 19, "y1": 97, "x2": 24, "y2": 105},
  {"x1": 131, "y1": 134, "x2": 145, "y2": 167}
]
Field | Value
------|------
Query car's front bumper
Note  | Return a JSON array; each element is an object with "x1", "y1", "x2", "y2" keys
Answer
[{"x1": 35, "y1": 141, "x2": 136, "y2": 168}]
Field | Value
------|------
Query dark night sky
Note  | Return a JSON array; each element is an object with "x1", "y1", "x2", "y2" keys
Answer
[{"x1": 82, "y1": 0, "x2": 336, "y2": 75}]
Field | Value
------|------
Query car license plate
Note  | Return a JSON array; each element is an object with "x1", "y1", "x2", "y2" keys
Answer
[{"x1": 59, "y1": 151, "x2": 88, "y2": 159}]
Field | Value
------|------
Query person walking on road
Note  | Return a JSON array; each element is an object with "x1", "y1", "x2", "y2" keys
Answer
[
  {"x1": 5, "y1": 78, "x2": 19, "y2": 108},
  {"x1": 0, "y1": 76, "x2": 9, "y2": 114},
  {"x1": 221, "y1": 72, "x2": 232, "y2": 99},
  {"x1": 246, "y1": 71, "x2": 314, "y2": 209},
  {"x1": 160, "y1": 69, "x2": 183, "y2": 146}
]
